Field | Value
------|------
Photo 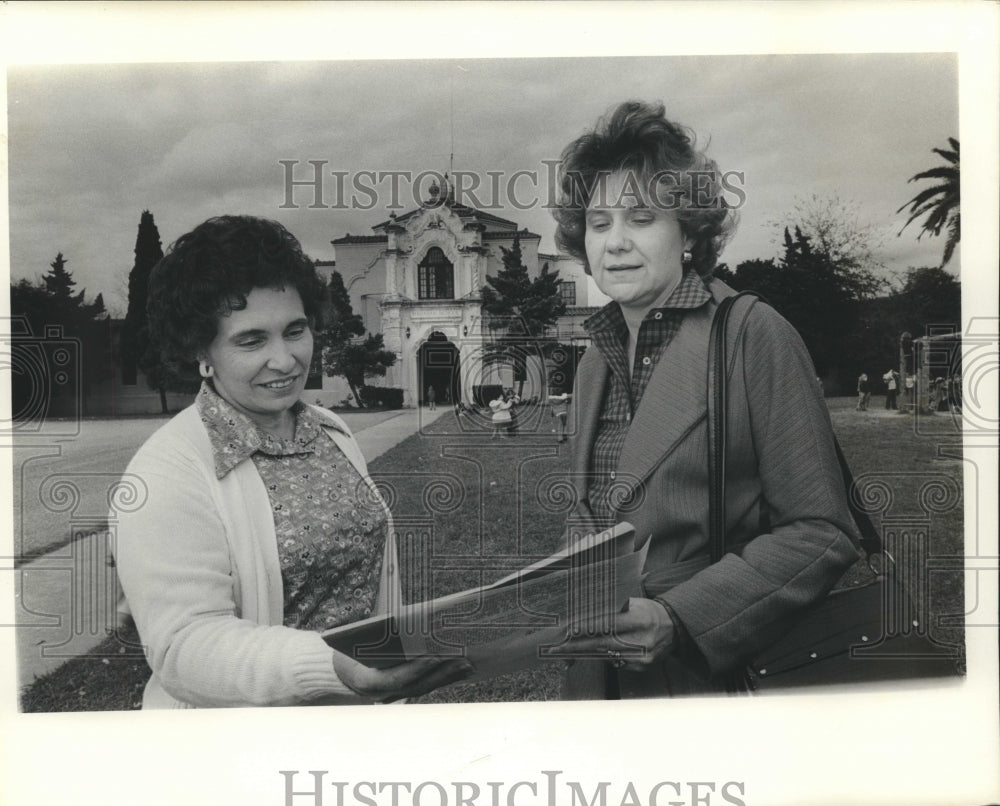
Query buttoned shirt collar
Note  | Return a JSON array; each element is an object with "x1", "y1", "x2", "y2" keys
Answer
[
  {"x1": 196, "y1": 382, "x2": 324, "y2": 479},
  {"x1": 584, "y1": 269, "x2": 711, "y2": 340}
]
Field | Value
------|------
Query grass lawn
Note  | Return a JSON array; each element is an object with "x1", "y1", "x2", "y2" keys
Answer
[{"x1": 20, "y1": 397, "x2": 965, "y2": 711}]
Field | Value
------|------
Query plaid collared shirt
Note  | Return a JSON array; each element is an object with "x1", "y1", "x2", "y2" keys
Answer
[{"x1": 583, "y1": 270, "x2": 711, "y2": 525}]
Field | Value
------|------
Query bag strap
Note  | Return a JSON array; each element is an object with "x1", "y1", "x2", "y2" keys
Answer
[
  {"x1": 707, "y1": 292, "x2": 882, "y2": 565},
  {"x1": 833, "y1": 440, "x2": 882, "y2": 557}
]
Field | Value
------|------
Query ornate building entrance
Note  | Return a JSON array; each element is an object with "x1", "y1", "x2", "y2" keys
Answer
[
  {"x1": 324, "y1": 177, "x2": 597, "y2": 407},
  {"x1": 418, "y1": 331, "x2": 460, "y2": 406}
]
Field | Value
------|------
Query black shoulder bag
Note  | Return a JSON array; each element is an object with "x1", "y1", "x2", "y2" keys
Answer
[{"x1": 708, "y1": 293, "x2": 960, "y2": 689}]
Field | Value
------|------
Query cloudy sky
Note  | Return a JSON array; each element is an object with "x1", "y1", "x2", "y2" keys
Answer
[{"x1": 8, "y1": 53, "x2": 958, "y2": 315}]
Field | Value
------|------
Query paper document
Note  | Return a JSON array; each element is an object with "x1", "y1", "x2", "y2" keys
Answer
[{"x1": 323, "y1": 522, "x2": 647, "y2": 681}]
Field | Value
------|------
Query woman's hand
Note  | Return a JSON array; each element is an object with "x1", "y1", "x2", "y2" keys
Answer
[
  {"x1": 556, "y1": 597, "x2": 675, "y2": 672},
  {"x1": 332, "y1": 652, "x2": 474, "y2": 703}
]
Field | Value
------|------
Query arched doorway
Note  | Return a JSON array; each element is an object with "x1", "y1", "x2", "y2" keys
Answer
[{"x1": 419, "y1": 331, "x2": 460, "y2": 406}]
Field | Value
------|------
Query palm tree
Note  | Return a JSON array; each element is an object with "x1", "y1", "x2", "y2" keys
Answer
[{"x1": 897, "y1": 138, "x2": 960, "y2": 267}]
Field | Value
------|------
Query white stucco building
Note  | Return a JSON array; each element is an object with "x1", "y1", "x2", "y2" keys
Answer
[{"x1": 313, "y1": 180, "x2": 609, "y2": 408}]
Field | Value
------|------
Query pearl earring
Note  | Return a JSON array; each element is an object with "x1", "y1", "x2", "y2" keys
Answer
[{"x1": 199, "y1": 361, "x2": 214, "y2": 379}]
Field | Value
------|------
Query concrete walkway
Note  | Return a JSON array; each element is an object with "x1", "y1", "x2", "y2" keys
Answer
[
  {"x1": 337, "y1": 405, "x2": 446, "y2": 462},
  {"x1": 13, "y1": 406, "x2": 445, "y2": 689}
]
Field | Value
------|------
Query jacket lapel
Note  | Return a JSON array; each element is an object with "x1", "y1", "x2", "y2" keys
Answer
[
  {"x1": 569, "y1": 347, "x2": 610, "y2": 512},
  {"x1": 617, "y1": 301, "x2": 716, "y2": 489}
]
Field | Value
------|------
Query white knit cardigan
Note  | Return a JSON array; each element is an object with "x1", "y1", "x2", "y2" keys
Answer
[{"x1": 113, "y1": 404, "x2": 399, "y2": 709}]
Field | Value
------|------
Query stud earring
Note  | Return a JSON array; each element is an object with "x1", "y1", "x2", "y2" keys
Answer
[
  {"x1": 682, "y1": 250, "x2": 693, "y2": 265},
  {"x1": 199, "y1": 360, "x2": 214, "y2": 379}
]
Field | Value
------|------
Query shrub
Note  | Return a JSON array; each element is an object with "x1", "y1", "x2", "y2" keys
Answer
[
  {"x1": 380, "y1": 387, "x2": 404, "y2": 409},
  {"x1": 358, "y1": 386, "x2": 380, "y2": 408},
  {"x1": 358, "y1": 386, "x2": 405, "y2": 409}
]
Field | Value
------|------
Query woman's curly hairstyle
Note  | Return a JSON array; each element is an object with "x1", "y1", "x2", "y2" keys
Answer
[
  {"x1": 146, "y1": 215, "x2": 324, "y2": 385},
  {"x1": 553, "y1": 101, "x2": 737, "y2": 279}
]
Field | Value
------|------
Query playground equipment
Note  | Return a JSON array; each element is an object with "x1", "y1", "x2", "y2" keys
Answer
[{"x1": 899, "y1": 330, "x2": 962, "y2": 414}]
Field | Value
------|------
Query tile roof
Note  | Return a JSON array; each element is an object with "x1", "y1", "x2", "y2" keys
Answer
[{"x1": 331, "y1": 234, "x2": 389, "y2": 245}]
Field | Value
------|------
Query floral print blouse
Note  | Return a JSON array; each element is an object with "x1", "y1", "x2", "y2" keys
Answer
[{"x1": 196, "y1": 383, "x2": 387, "y2": 632}]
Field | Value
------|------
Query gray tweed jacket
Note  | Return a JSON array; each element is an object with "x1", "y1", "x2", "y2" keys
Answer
[{"x1": 563, "y1": 280, "x2": 861, "y2": 698}]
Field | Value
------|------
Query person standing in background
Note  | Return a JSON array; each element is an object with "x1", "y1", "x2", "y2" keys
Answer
[
  {"x1": 856, "y1": 372, "x2": 870, "y2": 411},
  {"x1": 489, "y1": 391, "x2": 512, "y2": 438},
  {"x1": 883, "y1": 369, "x2": 899, "y2": 410},
  {"x1": 549, "y1": 392, "x2": 571, "y2": 443}
]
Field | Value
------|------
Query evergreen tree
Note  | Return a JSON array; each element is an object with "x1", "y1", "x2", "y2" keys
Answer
[
  {"x1": 480, "y1": 234, "x2": 566, "y2": 394},
  {"x1": 482, "y1": 236, "x2": 566, "y2": 336},
  {"x1": 124, "y1": 211, "x2": 163, "y2": 347},
  {"x1": 10, "y1": 255, "x2": 111, "y2": 417},
  {"x1": 777, "y1": 226, "x2": 856, "y2": 380},
  {"x1": 43, "y1": 252, "x2": 76, "y2": 303},
  {"x1": 728, "y1": 229, "x2": 857, "y2": 387},
  {"x1": 319, "y1": 272, "x2": 392, "y2": 406},
  {"x1": 41, "y1": 252, "x2": 93, "y2": 328},
  {"x1": 90, "y1": 293, "x2": 107, "y2": 319},
  {"x1": 334, "y1": 334, "x2": 397, "y2": 407},
  {"x1": 37, "y1": 251, "x2": 108, "y2": 332},
  {"x1": 320, "y1": 271, "x2": 364, "y2": 348},
  {"x1": 123, "y1": 211, "x2": 169, "y2": 408},
  {"x1": 9, "y1": 279, "x2": 51, "y2": 341}
]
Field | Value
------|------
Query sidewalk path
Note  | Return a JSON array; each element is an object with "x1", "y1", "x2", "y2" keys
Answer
[
  {"x1": 13, "y1": 406, "x2": 445, "y2": 689},
  {"x1": 344, "y1": 406, "x2": 446, "y2": 462}
]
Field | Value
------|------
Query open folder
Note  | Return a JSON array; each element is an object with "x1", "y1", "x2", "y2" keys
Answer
[{"x1": 322, "y1": 522, "x2": 647, "y2": 682}]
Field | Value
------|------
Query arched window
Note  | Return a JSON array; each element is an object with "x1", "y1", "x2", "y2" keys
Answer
[{"x1": 418, "y1": 247, "x2": 454, "y2": 300}]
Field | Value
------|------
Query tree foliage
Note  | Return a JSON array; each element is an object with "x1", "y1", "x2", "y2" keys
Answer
[
  {"x1": 120, "y1": 211, "x2": 181, "y2": 409},
  {"x1": 319, "y1": 272, "x2": 395, "y2": 406},
  {"x1": 727, "y1": 228, "x2": 861, "y2": 383},
  {"x1": 481, "y1": 235, "x2": 566, "y2": 336},
  {"x1": 896, "y1": 138, "x2": 960, "y2": 267},
  {"x1": 728, "y1": 195, "x2": 893, "y2": 391},
  {"x1": 124, "y1": 211, "x2": 163, "y2": 346},
  {"x1": 480, "y1": 234, "x2": 566, "y2": 392},
  {"x1": 36, "y1": 253, "x2": 107, "y2": 324},
  {"x1": 43, "y1": 253, "x2": 78, "y2": 302},
  {"x1": 852, "y1": 266, "x2": 962, "y2": 389},
  {"x1": 320, "y1": 271, "x2": 364, "y2": 346},
  {"x1": 897, "y1": 266, "x2": 961, "y2": 332},
  {"x1": 9, "y1": 254, "x2": 110, "y2": 418},
  {"x1": 728, "y1": 229, "x2": 963, "y2": 393},
  {"x1": 325, "y1": 333, "x2": 397, "y2": 407},
  {"x1": 772, "y1": 194, "x2": 886, "y2": 300}
]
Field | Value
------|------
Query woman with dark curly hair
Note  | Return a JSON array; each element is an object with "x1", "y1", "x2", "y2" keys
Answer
[
  {"x1": 114, "y1": 216, "x2": 471, "y2": 708},
  {"x1": 551, "y1": 102, "x2": 861, "y2": 698}
]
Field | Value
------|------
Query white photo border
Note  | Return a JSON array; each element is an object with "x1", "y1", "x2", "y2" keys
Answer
[{"x1": 1, "y1": 3, "x2": 997, "y2": 806}]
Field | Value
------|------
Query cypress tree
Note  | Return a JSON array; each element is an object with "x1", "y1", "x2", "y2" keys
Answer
[{"x1": 481, "y1": 233, "x2": 566, "y2": 393}]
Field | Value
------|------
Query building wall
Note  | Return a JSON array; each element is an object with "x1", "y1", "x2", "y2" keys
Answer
[
  {"x1": 321, "y1": 242, "x2": 388, "y2": 333},
  {"x1": 67, "y1": 212, "x2": 593, "y2": 416},
  {"x1": 319, "y1": 201, "x2": 591, "y2": 408},
  {"x1": 541, "y1": 252, "x2": 611, "y2": 309}
]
